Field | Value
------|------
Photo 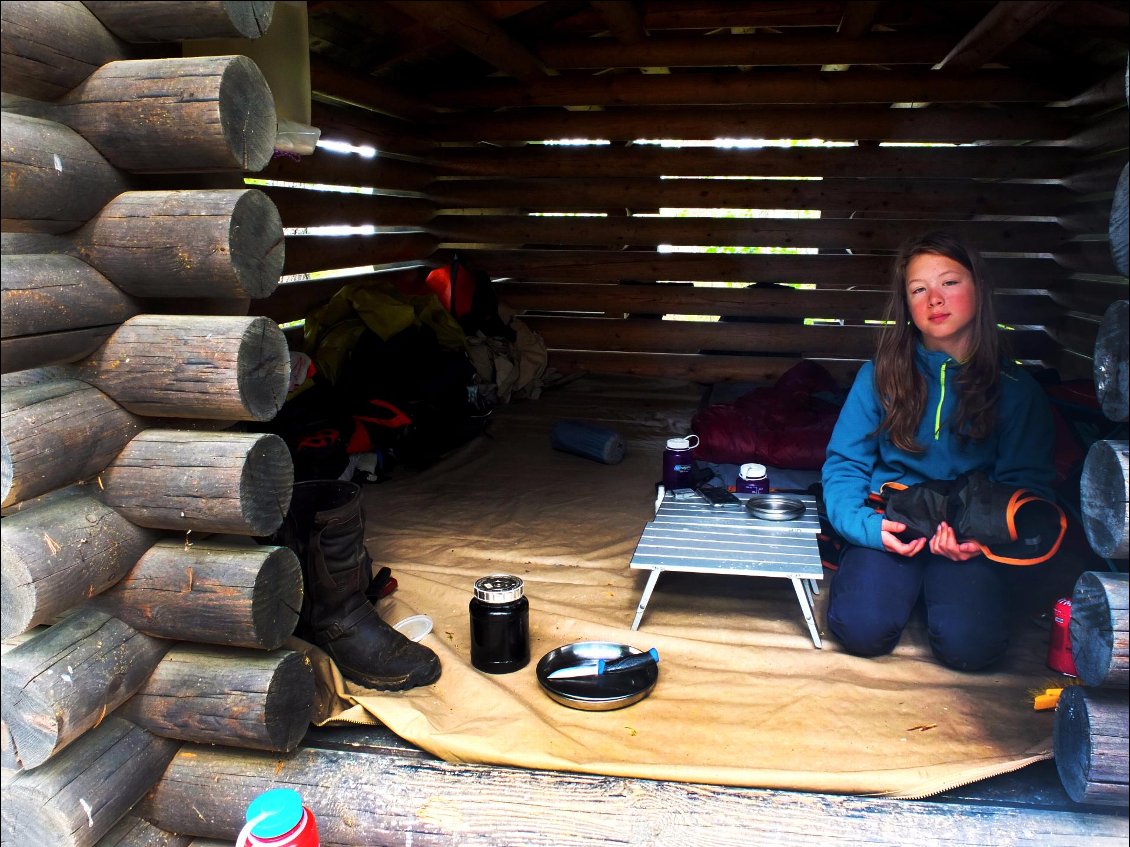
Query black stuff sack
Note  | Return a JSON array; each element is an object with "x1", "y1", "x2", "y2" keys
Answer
[{"x1": 876, "y1": 471, "x2": 1067, "y2": 566}]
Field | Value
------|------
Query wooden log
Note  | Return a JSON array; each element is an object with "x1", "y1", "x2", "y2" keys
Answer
[
  {"x1": 282, "y1": 231, "x2": 437, "y2": 278},
  {"x1": 67, "y1": 190, "x2": 284, "y2": 299},
  {"x1": 0, "y1": 0, "x2": 126, "y2": 100},
  {"x1": 74, "y1": 314, "x2": 290, "y2": 421},
  {"x1": 0, "y1": 491, "x2": 158, "y2": 638},
  {"x1": 1112, "y1": 163, "x2": 1129, "y2": 276},
  {"x1": 1, "y1": 254, "x2": 138, "y2": 341},
  {"x1": 0, "y1": 717, "x2": 179, "y2": 847},
  {"x1": 2, "y1": 55, "x2": 276, "y2": 173},
  {"x1": 83, "y1": 1, "x2": 275, "y2": 41},
  {"x1": 1053, "y1": 685, "x2": 1130, "y2": 807},
  {"x1": 139, "y1": 743, "x2": 1129, "y2": 846},
  {"x1": 1, "y1": 378, "x2": 143, "y2": 508},
  {"x1": 117, "y1": 644, "x2": 314, "y2": 752},
  {"x1": 1, "y1": 324, "x2": 118, "y2": 374},
  {"x1": 88, "y1": 539, "x2": 302, "y2": 650},
  {"x1": 1070, "y1": 571, "x2": 1130, "y2": 689},
  {"x1": 264, "y1": 187, "x2": 435, "y2": 230},
  {"x1": 0, "y1": 112, "x2": 131, "y2": 234},
  {"x1": 1, "y1": 608, "x2": 169, "y2": 770},
  {"x1": 93, "y1": 815, "x2": 192, "y2": 847},
  {"x1": 1093, "y1": 300, "x2": 1128, "y2": 423},
  {"x1": 100, "y1": 430, "x2": 292, "y2": 536},
  {"x1": 1080, "y1": 439, "x2": 1130, "y2": 559}
]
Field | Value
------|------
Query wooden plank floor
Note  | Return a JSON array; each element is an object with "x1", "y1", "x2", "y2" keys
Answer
[{"x1": 295, "y1": 724, "x2": 1128, "y2": 846}]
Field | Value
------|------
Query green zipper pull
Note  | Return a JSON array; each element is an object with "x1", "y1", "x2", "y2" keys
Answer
[{"x1": 934, "y1": 360, "x2": 948, "y2": 440}]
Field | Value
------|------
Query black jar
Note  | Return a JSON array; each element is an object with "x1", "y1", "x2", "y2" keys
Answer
[{"x1": 469, "y1": 574, "x2": 530, "y2": 673}]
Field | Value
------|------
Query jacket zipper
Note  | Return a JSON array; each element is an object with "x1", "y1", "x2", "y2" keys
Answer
[{"x1": 933, "y1": 360, "x2": 948, "y2": 440}]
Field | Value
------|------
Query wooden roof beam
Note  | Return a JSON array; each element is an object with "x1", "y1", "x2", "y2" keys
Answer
[
  {"x1": 384, "y1": 0, "x2": 552, "y2": 82},
  {"x1": 935, "y1": 1, "x2": 1064, "y2": 72},
  {"x1": 837, "y1": 1, "x2": 882, "y2": 39},
  {"x1": 589, "y1": 1, "x2": 648, "y2": 43}
]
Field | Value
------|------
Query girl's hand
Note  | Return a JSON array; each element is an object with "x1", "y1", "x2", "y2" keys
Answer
[
  {"x1": 880, "y1": 519, "x2": 926, "y2": 557},
  {"x1": 929, "y1": 521, "x2": 982, "y2": 562}
]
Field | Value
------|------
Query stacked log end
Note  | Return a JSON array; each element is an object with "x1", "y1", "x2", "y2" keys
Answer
[{"x1": 1, "y1": 5, "x2": 312, "y2": 847}]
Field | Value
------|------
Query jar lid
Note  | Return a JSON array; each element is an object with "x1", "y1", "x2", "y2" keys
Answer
[
  {"x1": 246, "y1": 788, "x2": 303, "y2": 838},
  {"x1": 474, "y1": 574, "x2": 524, "y2": 603},
  {"x1": 740, "y1": 463, "x2": 767, "y2": 479},
  {"x1": 666, "y1": 437, "x2": 691, "y2": 450}
]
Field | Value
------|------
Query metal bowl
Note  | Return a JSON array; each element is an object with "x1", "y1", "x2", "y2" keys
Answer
[
  {"x1": 745, "y1": 494, "x2": 806, "y2": 521},
  {"x1": 536, "y1": 641, "x2": 658, "y2": 711}
]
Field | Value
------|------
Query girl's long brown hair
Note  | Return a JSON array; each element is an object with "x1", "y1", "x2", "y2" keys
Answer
[{"x1": 873, "y1": 231, "x2": 1004, "y2": 452}]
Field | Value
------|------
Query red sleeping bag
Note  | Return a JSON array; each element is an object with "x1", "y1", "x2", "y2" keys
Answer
[{"x1": 691, "y1": 361, "x2": 842, "y2": 470}]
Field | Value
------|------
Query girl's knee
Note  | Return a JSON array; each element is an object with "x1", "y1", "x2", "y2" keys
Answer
[{"x1": 827, "y1": 602, "x2": 902, "y2": 657}]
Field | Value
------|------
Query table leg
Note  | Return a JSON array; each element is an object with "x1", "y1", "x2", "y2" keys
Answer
[
  {"x1": 631, "y1": 569, "x2": 663, "y2": 631},
  {"x1": 791, "y1": 577, "x2": 823, "y2": 648}
]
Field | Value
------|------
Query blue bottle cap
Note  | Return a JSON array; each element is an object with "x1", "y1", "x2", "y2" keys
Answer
[{"x1": 246, "y1": 788, "x2": 303, "y2": 838}]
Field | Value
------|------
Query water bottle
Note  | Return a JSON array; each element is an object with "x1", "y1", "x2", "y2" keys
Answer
[
  {"x1": 662, "y1": 434, "x2": 699, "y2": 490},
  {"x1": 736, "y1": 462, "x2": 770, "y2": 494},
  {"x1": 236, "y1": 788, "x2": 319, "y2": 846}
]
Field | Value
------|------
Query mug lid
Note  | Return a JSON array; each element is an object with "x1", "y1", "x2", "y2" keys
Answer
[
  {"x1": 740, "y1": 463, "x2": 767, "y2": 479},
  {"x1": 666, "y1": 437, "x2": 691, "y2": 449},
  {"x1": 474, "y1": 574, "x2": 524, "y2": 603}
]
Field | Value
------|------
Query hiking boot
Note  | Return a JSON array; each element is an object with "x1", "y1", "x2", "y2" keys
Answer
[{"x1": 275, "y1": 480, "x2": 440, "y2": 691}]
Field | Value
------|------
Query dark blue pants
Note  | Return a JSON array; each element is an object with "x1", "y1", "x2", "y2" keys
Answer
[{"x1": 826, "y1": 545, "x2": 1011, "y2": 671}]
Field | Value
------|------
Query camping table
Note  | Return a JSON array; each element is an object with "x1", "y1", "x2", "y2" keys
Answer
[{"x1": 629, "y1": 491, "x2": 824, "y2": 647}]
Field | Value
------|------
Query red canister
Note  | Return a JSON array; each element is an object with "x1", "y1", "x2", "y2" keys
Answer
[{"x1": 1046, "y1": 597, "x2": 1078, "y2": 677}]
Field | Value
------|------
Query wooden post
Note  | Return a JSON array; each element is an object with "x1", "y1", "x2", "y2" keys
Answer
[
  {"x1": 1080, "y1": 439, "x2": 1130, "y2": 559},
  {"x1": 88, "y1": 539, "x2": 302, "y2": 650},
  {"x1": 1070, "y1": 571, "x2": 1129, "y2": 689},
  {"x1": 2, "y1": 55, "x2": 277, "y2": 173},
  {"x1": 1, "y1": 378, "x2": 143, "y2": 508},
  {"x1": 0, "y1": 717, "x2": 179, "y2": 847},
  {"x1": 69, "y1": 190, "x2": 284, "y2": 300},
  {"x1": 1, "y1": 608, "x2": 170, "y2": 770},
  {"x1": 117, "y1": 644, "x2": 315, "y2": 752},
  {"x1": 75, "y1": 315, "x2": 290, "y2": 421},
  {"x1": 0, "y1": 112, "x2": 131, "y2": 234},
  {"x1": 1093, "y1": 300, "x2": 1128, "y2": 423},
  {"x1": 100, "y1": 430, "x2": 293, "y2": 536},
  {"x1": 1, "y1": 491, "x2": 159, "y2": 638},
  {"x1": 1053, "y1": 685, "x2": 1130, "y2": 807}
]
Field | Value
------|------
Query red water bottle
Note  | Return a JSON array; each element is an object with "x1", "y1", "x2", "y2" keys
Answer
[
  {"x1": 1046, "y1": 597, "x2": 1078, "y2": 677},
  {"x1": 237, "y1": 788, "x2": 320, "y2": 847}
]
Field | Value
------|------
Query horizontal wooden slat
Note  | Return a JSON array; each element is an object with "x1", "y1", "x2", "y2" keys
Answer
[
  {"x1": 265, "y1": 188, "x2": 435, "y2": 229},
  {"x1": 532, "y1": 33, "x2": 956, "y2": 70},
  {"x1": 428, "y1": 69, "x2": 1072, "y2": 110},
  {"x1": 428, "y1": 145, "x2": 1075, "y2": 181},
  {"x1": 1048, "y1": 312, "x2": 1102, "y2": 360},
  {"x1": 252, "y1": 268, "x2": 424, "y2": 325},
  {"x1": 257, "y1": 151, "x2": 434, "y2": 193},
  {"x1": 522, "y1": 316, "x2": 1055, "y2": 360},
  {"x1": 426, "y1": 105, "x2": 1080, "y2": 144},
  {"x1": 310, "y1": 54, "x2": 436, "y2": 123},
  {"x1": 546, "y1": 350, "x2": 865, "y2": 385},
  {"x1": 281, "y1": 233, "x2": 437, "y2": 277},
  {"x1": 432, "y1": 216, "x2": 1065, "y2": 254},
  {"x1": 495, "y1": 282, "x2": 1060, "y2": 324},
  {"x1": 310, "y1": 100, "x2": 433, "y2": 160},
  {"x1": 428, "y1": 177, "x2": 1072, "y2": 217},
  {"x1": 447, "y1": 249, "x2": 1068, "y2": 289}
]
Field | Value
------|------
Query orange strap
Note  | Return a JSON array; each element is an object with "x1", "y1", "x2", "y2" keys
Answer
[{"x1": 975, "y1": 491, "x2": 1067, "y2": 567}]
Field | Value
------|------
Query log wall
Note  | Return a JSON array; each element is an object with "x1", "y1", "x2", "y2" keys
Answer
[
  {"x1": 0, "y1": 5, "x2": 311, "y2": 845},
  {"x1": 251, "y1": 10, "x2": 1129, "y2": 385}
]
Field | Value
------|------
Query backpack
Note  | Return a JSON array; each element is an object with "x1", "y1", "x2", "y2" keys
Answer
[{"x1": 424, "y1": 255, "x2": 514, "y2": 340}]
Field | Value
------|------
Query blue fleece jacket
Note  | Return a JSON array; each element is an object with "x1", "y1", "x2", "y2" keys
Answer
[{"x1": 822, "y1": 344, "x2": 1056, "y2": 550}]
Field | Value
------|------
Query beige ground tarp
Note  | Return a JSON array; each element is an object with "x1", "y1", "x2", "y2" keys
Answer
[{"x1": 307, "y1": 374, "x2": 1075, "y2": 798}]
